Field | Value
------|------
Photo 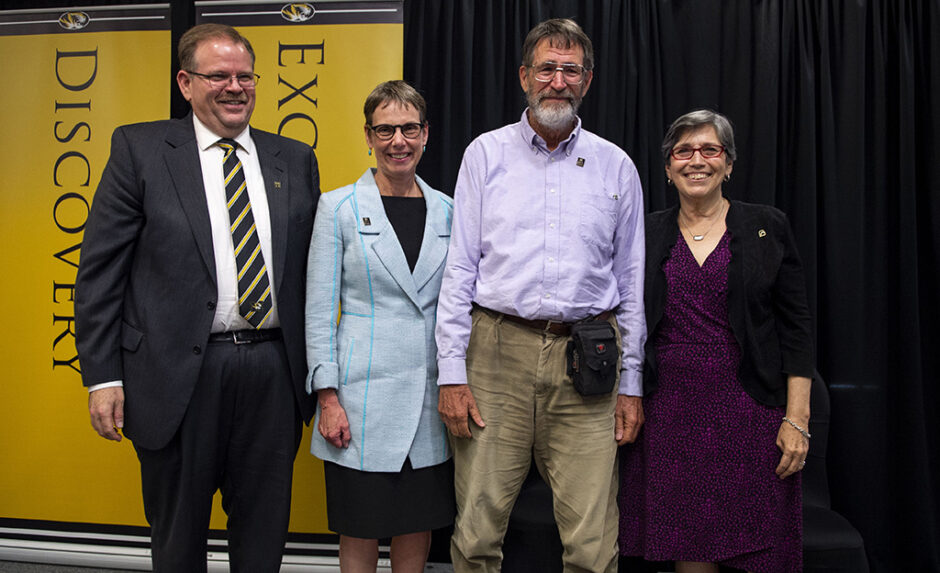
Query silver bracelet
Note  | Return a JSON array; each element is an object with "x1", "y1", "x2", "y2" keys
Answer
[{"x1": 782, "y1": 416, "x2": 811, "y2": 439}]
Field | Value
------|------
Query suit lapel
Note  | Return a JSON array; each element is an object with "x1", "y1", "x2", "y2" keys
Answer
[
  {"x1": 253, "y1": 131, "x2": 289, "y2": 296},
  {"x1": 411, "y1": 176, "x2": 452, "y2": 292},
  {"x1": 163, "y1": 116, "x2": 216, "y2": 284},
  {"x1": 356, "y1": 172, "x2": 422, "y2": 307}
]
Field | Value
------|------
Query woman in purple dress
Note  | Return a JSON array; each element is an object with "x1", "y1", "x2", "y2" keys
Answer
[{"x1": 619, "y1": 110, "x2": 814, "y2": 573}]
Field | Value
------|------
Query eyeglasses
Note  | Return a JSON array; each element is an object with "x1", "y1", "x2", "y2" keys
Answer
[
  {"x1": 671, "y1": 144, "x2": 725, "y2": 160},
  {"x1": 529, "y1": 62, "x2": 589, "y2": 85},
  {"x1": 186, "y1": 70, "x2": 260, "y2": 88},
  {"x1": 368, "y1": 122, "x2": 425, "y2": 141}
]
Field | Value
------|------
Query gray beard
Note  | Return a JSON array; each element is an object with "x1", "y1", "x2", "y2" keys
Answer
[{"x1": 528, "y1": 96, "x2": 579, "y2": 132}]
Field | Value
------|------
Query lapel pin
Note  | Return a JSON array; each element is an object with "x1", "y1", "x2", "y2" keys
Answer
[
  {"x1": 362, "y1": 217, "x2": 371, "y2": 226},
  {"x1": 612, "y1": 194, "x2": 620, "y2": 200},
  {"x1": 758, "y1": 229, "x2": 767, "y2": 238},
  {"x1": 576, "y1": 157, "x2": 585, "y2": 167},
  {"x1": 274, "y1": 181, "x2": 281, "y2": 188}
]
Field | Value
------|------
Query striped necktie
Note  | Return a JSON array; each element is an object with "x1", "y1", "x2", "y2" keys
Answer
[{"x1": 217, "y1": 138, "x2": 272, "y2": 328}]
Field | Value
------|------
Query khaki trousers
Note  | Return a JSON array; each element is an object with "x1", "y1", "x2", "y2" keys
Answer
[{"x1": 450, "y1": 308, "x2": 620, "y2": 573}]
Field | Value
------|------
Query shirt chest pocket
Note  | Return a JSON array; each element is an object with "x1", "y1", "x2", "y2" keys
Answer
[{"x1": 578, "y1": 192, "x2": 619, "y2": 254}]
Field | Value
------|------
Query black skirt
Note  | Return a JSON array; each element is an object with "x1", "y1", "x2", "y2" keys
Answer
[{"x1": 323, "y1": 458, "x2": 455, "y2": 538}]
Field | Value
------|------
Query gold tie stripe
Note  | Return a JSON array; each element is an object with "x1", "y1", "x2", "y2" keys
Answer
[{"x1": 218, "y1": 138, "x2": 272, "y2": 328}]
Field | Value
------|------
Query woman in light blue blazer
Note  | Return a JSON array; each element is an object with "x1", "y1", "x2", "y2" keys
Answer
[{"x1": 304, "y1": 81, "x2": 454, "y2": 572}]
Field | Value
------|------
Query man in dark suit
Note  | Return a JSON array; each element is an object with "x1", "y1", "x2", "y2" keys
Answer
[{"x1": 75, "y1": 23, "x2": 318, "y2": 572}]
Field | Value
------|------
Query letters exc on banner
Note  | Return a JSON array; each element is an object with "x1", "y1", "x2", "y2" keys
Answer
[{"x1": 277, "y1": 41, "x2": 324, "y2": 148}]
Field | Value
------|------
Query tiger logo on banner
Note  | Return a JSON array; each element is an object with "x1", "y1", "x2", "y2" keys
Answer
[
  {"x1": 281, "y1": 3, "x2": 316, "y2": 22},
  {"x1": 57, "y1": 11, "x2": 90, "y2": 30}
]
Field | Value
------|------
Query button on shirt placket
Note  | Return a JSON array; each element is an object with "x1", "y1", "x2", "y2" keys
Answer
[{"x1": 543, "y1": 149, "x2": 563, "y2": 315}]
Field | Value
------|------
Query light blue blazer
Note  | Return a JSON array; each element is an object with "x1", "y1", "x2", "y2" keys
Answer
[{"x1": 305, "y1": 169, "x2": 453, "y2": 472}]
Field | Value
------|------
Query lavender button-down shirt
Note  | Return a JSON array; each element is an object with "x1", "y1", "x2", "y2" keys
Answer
[{"x1": 435, "y1": 110, "x2": 646, "y2": 395}]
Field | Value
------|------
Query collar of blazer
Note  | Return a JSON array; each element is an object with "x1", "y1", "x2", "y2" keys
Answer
[{"x1": 352, "y1": 168, "x2": 453, "y2": 307}]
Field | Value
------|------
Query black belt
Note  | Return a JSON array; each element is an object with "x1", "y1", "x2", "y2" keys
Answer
[
  {"x1": 475, "y1": 305, "x2": 613, "y2": 336},
  {"x1": 208, "y1": 328, "x2": 282, "y2": 345}
]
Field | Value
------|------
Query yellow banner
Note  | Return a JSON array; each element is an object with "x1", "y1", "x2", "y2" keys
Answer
[
  {"x1": 250, "y1": 22, "x2": 404, "y2": 193},
  {"x1": 0, "y1": 1, "x2": 401, "y2": 541},
  {"x1": 0, "y1": 21, "x2": 169, "y2": 526},
  {"x1": 239, "y1": 23, "x2": 403, "y2": 535}
]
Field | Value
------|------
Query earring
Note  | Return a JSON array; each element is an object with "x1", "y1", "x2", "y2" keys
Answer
[
  {"x1": 724, "y1": 174, "x2": 730, "y2": 182},
  {"x1": 423, "y1": 145, "x2": 426, "y2": 152},
  {"x1": 667, "y1": 178, "x2": 673, "y2": 186},
  {"x1": 368, "y1": 148, "x2": 372, "y2": 156}
]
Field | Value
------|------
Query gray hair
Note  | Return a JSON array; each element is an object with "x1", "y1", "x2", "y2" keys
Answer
[
  {"x1": 521, "y1": 18, "x2": 594, "y2": 71},
  {"x1": 661, "y1": 109, "x2": 737, "y2": 164}
]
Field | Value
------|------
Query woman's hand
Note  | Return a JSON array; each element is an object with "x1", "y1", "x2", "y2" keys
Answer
[
  {"x1": 317, "y1": 388, "x2": 351, "y2": 448},
  {"x1": 775, "y1": 417, "x2": 809, "y2": 479},
  {"x1": 776, "y1": 375, "x2": 812, "y2": 478}
]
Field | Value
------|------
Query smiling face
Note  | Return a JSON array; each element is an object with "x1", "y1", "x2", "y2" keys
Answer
[
  {"x1": 365, "y1": 100, "x2": 428, "y2": 183},
  {"x1": 665, "y1": 125, "x2": 733, "y2": 202},
  {"x1": 177, "y1": 37, "x2": 255, "y2": 138},
  {"x1": 519, "y1": 37, "x2": 593, "y2": 133}
]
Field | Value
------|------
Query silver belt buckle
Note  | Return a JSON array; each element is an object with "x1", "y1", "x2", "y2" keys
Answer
[{"x1": 231, "y1": 331, "x2": 251, "y2": 345}]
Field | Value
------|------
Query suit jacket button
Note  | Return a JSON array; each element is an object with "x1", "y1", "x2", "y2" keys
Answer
[
  {"x1": 207, "y1": 301, "x2": 216, "y2": 310},
  {"x1": 192, "y1": 345, "x2": 202, "y2": 355}
]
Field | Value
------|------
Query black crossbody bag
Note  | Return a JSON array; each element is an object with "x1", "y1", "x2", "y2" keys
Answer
[{"x1": 566, "y1": 321, "x2": 618, "y2": 396}]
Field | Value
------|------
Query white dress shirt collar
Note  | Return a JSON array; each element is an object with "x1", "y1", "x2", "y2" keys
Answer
[{"x1": 192, "y1": 114, "x2": 255, "y2": 155}]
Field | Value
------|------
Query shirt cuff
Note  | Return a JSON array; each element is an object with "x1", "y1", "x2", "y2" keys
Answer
[
  {"x1": 617, "y1": 368, "x2": 642, "y2": 396},
  {"x1": 88, "y1": 381, "x2": 123, "y2": 393},
  {"x1": 437, "y1": 357, "x2": 468, "y2": 385}
]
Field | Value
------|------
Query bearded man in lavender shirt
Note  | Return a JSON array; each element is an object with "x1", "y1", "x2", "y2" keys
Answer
[{"x1": 435, "y1": 18, "x2": 646, "y2": 573}]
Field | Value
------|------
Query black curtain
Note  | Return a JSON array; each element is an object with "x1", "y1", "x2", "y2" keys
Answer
[{"x1": 404, "y1": 1, "x2": 939, "y2": 571}]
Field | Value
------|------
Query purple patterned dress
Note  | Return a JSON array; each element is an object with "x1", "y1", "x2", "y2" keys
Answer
[{"x1": 619, "y1": 230, "x2": 802, "y2": 573}]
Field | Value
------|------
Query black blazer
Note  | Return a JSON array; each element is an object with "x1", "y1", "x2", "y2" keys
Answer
[
  {"x1": 644, "y1": 199, "x2": 814, "y2": 406},
  {"x1": 75, "y1": 115, "x2": 319, "y2": 449}
]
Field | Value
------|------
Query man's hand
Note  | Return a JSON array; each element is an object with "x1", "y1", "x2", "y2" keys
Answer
[
  {"x1": 615, "y1": 394, "x2": 644, "y2": 445},
  {"x1": 317, "y1": 388, "x2": 351, "y2": 448},
  {"x1": 438, "y1": 385, "x2": 485, "y2": 438},
  {"x1": 89, "y1": 387, "x2": 125, "y2": 442}
]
